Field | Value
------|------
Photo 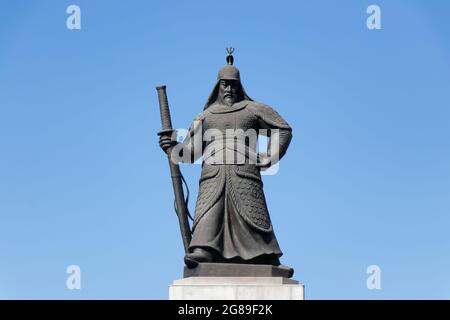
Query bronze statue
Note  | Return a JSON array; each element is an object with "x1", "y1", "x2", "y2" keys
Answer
[{"x1": 157, "y1": 48, "x2": 293, "y2": 276}]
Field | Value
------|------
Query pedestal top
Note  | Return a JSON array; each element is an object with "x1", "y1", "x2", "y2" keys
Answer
[{"x1": 184, "y1": 263, "x2": 294, "y2": 278}]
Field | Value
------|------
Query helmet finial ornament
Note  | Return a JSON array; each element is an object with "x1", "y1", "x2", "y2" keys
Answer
[{"x1": 226, "y1": 47, "x2": 235, "y2": 65}]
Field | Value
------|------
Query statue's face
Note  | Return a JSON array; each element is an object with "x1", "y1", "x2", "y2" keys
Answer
[{"x1": 219, "y1": 79, "x2": 239, "y2": 106}]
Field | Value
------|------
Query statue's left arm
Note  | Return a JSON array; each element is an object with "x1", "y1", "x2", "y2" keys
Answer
[{"x1": 247, "y1": 103, "x2": 293, "y2": 168}]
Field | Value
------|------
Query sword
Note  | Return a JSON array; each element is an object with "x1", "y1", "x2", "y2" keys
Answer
[{"x1": 156, "y1": 85, "x2": 192, "y2": 253}]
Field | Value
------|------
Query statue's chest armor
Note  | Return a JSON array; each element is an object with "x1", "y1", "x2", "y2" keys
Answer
[{"x1": 203, "y1": 108, "x2": 258, "y2": 132}]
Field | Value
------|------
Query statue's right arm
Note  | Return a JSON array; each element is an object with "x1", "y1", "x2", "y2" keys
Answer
[{"x1": 170, "y1": 111, "x2": 206, "y2": 164}]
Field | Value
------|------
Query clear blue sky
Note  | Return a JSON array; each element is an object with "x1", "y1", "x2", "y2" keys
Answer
[{"x1": 1, "y1": 0, "x2": 449, "y2": 299}]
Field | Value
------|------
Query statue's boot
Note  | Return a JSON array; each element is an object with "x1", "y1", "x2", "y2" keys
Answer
[{"x1": 184, "y1": 248, "x2": 213, "y2": 268}]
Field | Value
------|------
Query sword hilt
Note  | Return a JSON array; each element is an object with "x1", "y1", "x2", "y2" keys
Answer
[{"x1": 156, "y1": 85, "x2": 173, "y2": 131}]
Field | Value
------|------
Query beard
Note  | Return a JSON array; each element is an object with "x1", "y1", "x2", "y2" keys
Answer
[{"x1": 224, "y1": 94, "x2": 235, "y2": 106}]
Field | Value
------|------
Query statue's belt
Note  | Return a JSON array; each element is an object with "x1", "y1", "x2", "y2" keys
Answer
[{"x1": 203, "y1": 141, "x2": 259, "y2": 164}]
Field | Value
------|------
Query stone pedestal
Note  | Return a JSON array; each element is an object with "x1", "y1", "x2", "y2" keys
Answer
[{"x1": 169, "y1": 277, "x2": 304, "y2": 300}]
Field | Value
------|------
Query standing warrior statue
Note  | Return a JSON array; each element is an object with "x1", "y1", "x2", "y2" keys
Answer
[{"x1": 158, "y1": 49, "x2": 293, "y2": 274}]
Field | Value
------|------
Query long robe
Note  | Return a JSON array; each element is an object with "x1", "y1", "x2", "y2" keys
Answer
[{"x1": 180, "y1": 99, "x2": 292, "y2": 263}]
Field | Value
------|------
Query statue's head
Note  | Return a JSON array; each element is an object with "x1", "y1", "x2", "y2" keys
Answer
[
  {"x1": 203, "y1": 48, "x2": 252, "y2": 110},
  {"x1": 217, "y1": 79, "x2": 240, "y2": 106}
]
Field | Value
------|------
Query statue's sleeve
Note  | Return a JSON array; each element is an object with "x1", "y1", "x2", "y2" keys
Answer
[
  {"x1": 247, "y1": 103, "x2": 293, "y2": 165},
  {"x1": 176, "y1": 111, "x2": 205, "y2": 164}
]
